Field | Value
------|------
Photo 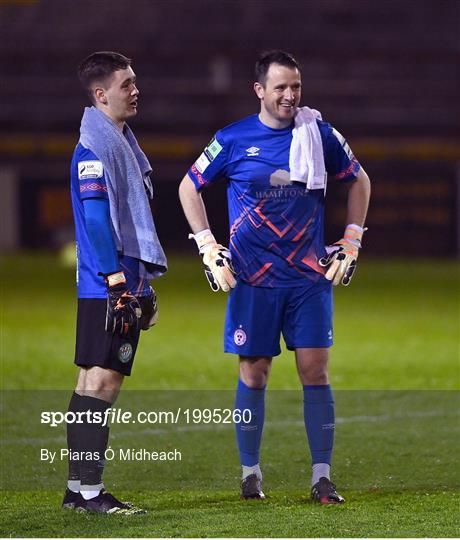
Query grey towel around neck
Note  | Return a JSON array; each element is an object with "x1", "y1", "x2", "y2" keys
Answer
[{"x1": 79, "y1": 106, "x2": 167, "y2": 279}]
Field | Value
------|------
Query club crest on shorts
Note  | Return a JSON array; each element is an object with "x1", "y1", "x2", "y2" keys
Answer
[
  {"x1": 118, "y1": 342, "x2": 133, "y2": 363},
  {"x1": 234, "y1": 326, "x2": 247, "y2": 346}
]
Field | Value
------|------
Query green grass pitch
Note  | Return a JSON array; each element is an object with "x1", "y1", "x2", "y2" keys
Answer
[{"x1": 0, "y1": 253, "x2": 459, "y2": 537}]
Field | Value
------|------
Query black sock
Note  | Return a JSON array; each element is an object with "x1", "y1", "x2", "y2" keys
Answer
[
  {"x1": 66, "y1": 392, "x2": 82, "y2": 484},
  {"x1": 78, "y1": 394, "x2": 111, "y2": 490}
]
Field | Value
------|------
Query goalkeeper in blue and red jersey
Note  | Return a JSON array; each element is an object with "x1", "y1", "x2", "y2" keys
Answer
[{"x1": 179, "y1": 50, "x2": 370, "y2": 504}]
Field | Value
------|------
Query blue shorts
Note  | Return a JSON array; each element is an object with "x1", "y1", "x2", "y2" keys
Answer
[{"x1": 224, "y1": 280, "x2": 333, "y2": 357}]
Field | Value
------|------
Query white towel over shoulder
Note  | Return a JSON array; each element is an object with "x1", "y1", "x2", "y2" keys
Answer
[{"x1": 289, "y1": 106, "x2": 327, "y2": 190}]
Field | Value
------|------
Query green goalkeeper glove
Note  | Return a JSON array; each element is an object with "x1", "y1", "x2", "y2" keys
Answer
[
  {"x1": 104, "y1": 271, "x2": 142, "y2": 334},
  {"x1": 190, "y1": 229, "x2": 237, "y2": 292},
  {"x1": 319, "y1": 224, "x2": 366, "y2": 286}
]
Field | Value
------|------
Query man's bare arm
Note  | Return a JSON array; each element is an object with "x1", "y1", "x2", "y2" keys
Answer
[
  {"x1": 319, "y1": 167, "x2": 371, "y2": 286},
  {"x1": 178, "y1": 174, "x2": 210, "y2": 233},
  {"x1": 178, "y1": 173, "x2": 236, "y2": 292},
  {"x1": 345, "y1": 166, "x2": 371, "y2": 227}
]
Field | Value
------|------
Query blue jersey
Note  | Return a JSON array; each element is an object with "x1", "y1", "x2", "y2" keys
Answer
[
  {"x1": 188, "y1": 114, "x2": 361, "y2": 287},
  {"x1": 70, "y1": 143, "x2": 151, "y2": 298}
]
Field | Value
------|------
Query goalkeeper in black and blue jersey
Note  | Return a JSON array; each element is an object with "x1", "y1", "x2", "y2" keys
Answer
[
  {"x1": 179, "y1": 50, "x2": 370, "y2": 504},
  {"x1": 65, "y1": 51, "x2": 166, "y2": 515}
]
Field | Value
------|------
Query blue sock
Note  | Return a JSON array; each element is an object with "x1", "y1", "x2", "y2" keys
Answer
[
  {"x1": 303, "y1": 384, "x2": 335, "y2": 465},
  {"x1": 235, "y1": 379, "x2": 266, "y2": 466}
]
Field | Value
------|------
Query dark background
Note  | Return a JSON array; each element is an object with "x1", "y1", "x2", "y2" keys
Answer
[{"x1": 1, "y1": 0, "x2": 459, "y2": 256}]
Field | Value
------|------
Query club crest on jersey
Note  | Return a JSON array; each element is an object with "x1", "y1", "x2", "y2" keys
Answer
[
  {"x1": 234, "y1": 326, "x2": 247, "y2": 346},
  {"x1": 118, "y1": 342, "x2": 133, "y2": 363},
  {"x1": 246, "y1": 146, "x2": 260, "y2": 157}
]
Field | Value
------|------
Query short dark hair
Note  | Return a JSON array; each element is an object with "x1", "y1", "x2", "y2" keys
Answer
[
  {"x1": 255, "y1": 50, "x2": 300, "y2": 85},
  {"x1": 78, "y1": 51, "x2": 132, "y2": 103}
]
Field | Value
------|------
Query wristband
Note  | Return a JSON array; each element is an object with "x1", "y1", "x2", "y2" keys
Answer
[
  {"x1": 344, "y1": 224, "x2": 367, "y2": 247},
  {"x1": 105, "y1": 271, "x2": 126, "y2": 288},
  {"x1": 189, "y1": 229, "x2": 217, "y2": 254}
]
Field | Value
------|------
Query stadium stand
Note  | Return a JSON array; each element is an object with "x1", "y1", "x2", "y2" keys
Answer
[{"x1": 0, "y1": 0, "x2": 458, "y2": 254}]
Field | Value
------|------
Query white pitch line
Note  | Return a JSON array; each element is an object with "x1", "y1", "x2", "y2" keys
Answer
[{"x1": 1, "y1": 409, "x2": 458, "y2": 446}]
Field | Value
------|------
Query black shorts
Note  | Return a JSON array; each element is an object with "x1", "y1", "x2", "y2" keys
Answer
[{"x1": 74, "y1": 298, "x2": 148, "y2": 376}]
